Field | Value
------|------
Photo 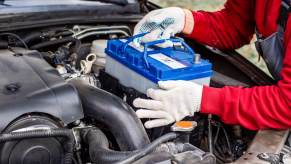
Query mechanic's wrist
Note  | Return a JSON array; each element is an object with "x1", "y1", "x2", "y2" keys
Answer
[
  {"x1": 182, "y1": 9, "x2": 194, "y2": 35},
  {"x1": 192, "y1": 84, "x2": 203, "y2": 115}
]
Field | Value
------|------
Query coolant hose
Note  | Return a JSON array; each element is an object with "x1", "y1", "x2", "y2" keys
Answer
[
  {"x1": 82, "y1": 128, "x2": 137, "y2": 164},
  {"x1": 0, "y1": 129, "x2": 74, "y2": 164},
  {"x1": 70, "y1": 80, "x2": 150, "y2": 151}
]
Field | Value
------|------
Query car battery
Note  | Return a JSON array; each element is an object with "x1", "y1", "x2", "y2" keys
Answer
[{"x1": 105, "y1": 33, "x2": 213, "y2": 94}]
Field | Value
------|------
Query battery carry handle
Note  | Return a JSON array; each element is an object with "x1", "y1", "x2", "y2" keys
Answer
[{"x1": 121, "y1": 33, "x2": 195, "y2": 68}]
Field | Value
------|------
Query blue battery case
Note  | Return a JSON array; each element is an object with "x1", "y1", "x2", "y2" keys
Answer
[{"x1": 105, "y1": 33, "x2": 213, "y2": 83}]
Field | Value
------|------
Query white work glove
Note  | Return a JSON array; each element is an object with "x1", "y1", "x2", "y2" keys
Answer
[
  {"x1": 133, "y1": 7, "x2": 186, "y2": 44},
  {"x1": 133, "y1": 81, "x2": 203, "y2": 129}
]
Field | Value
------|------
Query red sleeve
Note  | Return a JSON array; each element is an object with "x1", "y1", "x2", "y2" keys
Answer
[
  {"x1": 200, "y1": 25, "x2": 291, "y2": 130},
  {"x1": 188, "y1": 0, "x2": 255, "y2": 50}
]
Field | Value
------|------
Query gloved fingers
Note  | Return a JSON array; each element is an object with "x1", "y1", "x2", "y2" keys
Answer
[
  {"x1": 158, "y1": 81, "x2": 179, "y2": 90},
  {"x1": 147, "y1": 88, "x2": 166, "y2": 100},
  {"x1": 141, "y1": 29, "x2": 163, "y2": 43},
  {"x1": 133, "y1": 98, "x2": 163, "y2": 110},
  {"x1": 135, "y1": 12, "x2": 165, "y2": 35},
  {"x1": 133, "y1": 29, "x2": 162, "y2": 47},
  {"x1": 153, "y1": 28, "x2": 175, "y2": 48},
  {"x1": 161, "y1": 27, "x2": 175, "y2": 40},
  {"x1": 156, "y1": 40, "x2": 174, "y2": 48},
  {"x1": 144, "y1": 118, "x2": 174, "y2": 129},
  {"x1": 136, "y1": 109, "x2": 170, "y2": 119},
  {"x1": 142, "y1": 30, "x2": 173, "y2": 48},
  {"x1": 147, "y1": 11, "x2": 166, "y2": 24},
  {"x1": 133, "y1": 18, "x2": 146, "y2": 35}
]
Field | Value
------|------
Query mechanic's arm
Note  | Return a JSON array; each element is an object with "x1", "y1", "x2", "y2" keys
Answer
[
  {"x1": 187, "y1": 0, "x2": 255, "y2": 49},
  {"x1": 201, "y1": 36, "x2": 291, "y2": 130}
]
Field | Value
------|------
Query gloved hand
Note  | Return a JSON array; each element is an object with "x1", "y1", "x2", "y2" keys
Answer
[
  {"x1": 133, "y1": 7, "x2": 193, "y2": 44},
  {"x1": 133, "y1": 81, "x2": 203, "y2": 129}
]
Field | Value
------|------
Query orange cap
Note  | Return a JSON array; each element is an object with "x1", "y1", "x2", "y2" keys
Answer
[
  {"x1": 176, "y1": 121, "x2": 194, "y2": 128},
  {"x1": 171, "y1": 121, "x2": 197, "y2": 132}
]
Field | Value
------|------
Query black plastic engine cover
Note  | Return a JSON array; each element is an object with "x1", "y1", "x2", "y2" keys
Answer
[{"x1": 0, "y1": 48, "x2": 83, "y2": 132}]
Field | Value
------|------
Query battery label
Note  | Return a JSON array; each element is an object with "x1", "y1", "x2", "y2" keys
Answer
[{"x1": 149, "y1": 53, "x2": 186, "y2": 69}]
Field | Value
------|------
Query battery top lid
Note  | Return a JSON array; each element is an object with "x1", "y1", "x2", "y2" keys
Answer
[{"x1": 105, "y1": 36, "x2": 212, "y2": 83}]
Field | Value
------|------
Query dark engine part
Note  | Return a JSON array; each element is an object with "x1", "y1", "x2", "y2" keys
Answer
[
  {"x1": 82, "y1": 127, "x2": 216, "y2": 164},
  {"x1": 99, "y1": 69, "x2": 145, "y2": 106},
  {"x1": 81, "y1": 127, "x2": 175, "y2": 164},
  {"x1": 81, "y1": 127, "x2": 137, "y2": 164},
  {"x1": 30, "y1": 37, "x2": 81, "y2": 52},
  {"x1": 0, "y1": 48, "x2": 84, "y2": 132},
  {"x1": 70, "y1": 79, "x2": 150, "y2": 151},
  {"x1": 0, "y1": 45, "x2": 216, "y2": 164},
  {"x1": 0, "y1": 115, "x2": 74, "y2": 164}
]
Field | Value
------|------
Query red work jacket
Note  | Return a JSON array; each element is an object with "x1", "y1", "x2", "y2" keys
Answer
[{"x1": 189, "y1": 0, "x2": 291, "y2": 130}]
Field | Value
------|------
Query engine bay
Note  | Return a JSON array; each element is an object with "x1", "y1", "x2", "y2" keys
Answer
[{"x1": 0, "y1": 23, "x2": 289, "y2": 164}]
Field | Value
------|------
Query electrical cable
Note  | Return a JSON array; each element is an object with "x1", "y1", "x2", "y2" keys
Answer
[
  {"x1": 118, "y1": 132, "x2": 179, "y2": 164},
  {"x1": 72, "y1": 156, "x2": 78, "y2": 164},
  {"x1": 212, "y1": 121, "x2": 235, "y2": 162},
  {"x1": 208, "y1": 114, "x2": 213, "y2": 154},
  {"x1": 76, "y1": 151, "x2": 83, "y2": 164},
  {"x1": 0, "y1": 33, "x2": 29, "y2": 49}
]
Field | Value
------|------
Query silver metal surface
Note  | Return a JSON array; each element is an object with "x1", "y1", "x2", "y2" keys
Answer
[{"x1": 233, "y1": 130, "x2": 289, "y2": 164}]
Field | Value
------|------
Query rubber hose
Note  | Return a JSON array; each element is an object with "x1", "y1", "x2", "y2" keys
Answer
[
  {"x1": 82, "y1": 128, "x2": 138, "y2": 164},
  {"x1": 30, "y1": 37, "x2": 81, "y2": 53},
  {"x1": 70, "y1": 80, "x2": 150, "y2": 151},
  {"x1": 118, "y1": 132, "x2": 179, "y2": 164},
  {"x1": 0, "y1": 129, "x2": 74, "y2": 164},
  {"x1": 15, "y1": 32, "x2": 43, "y2": 47}
]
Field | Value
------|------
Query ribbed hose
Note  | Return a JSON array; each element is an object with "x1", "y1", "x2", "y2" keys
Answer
[
  {"x1": 118, "y1": 132, "x2": 179, "y2": 164},
  {"x1": 82, "y1": 128, "x2": 179, "y2": 164},
  {"x1": 82, "y1": 128, "x2": 137, "y2": 164},
  {"x1": 0, "y1": 129, "x2": 74, "y2": 164}
]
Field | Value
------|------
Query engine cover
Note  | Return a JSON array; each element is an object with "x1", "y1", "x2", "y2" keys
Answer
[{"x1": 0, "y1": 48, "x2": 83, "y2": 132}]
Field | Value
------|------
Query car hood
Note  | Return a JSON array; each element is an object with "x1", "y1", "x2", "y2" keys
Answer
[
  {"x1": 0, "y1": 0, "x2": 139, "y2": 14},
  {"x1": 0, "y1": 0, "x2": 142, "y2": 31}
]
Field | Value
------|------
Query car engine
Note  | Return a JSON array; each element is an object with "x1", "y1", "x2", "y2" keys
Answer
[{"x1": 0, "y1": 25, "x2": 222, "y2": 164}]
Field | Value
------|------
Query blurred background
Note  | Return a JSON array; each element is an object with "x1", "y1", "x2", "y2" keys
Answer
[
  {"x1": 150, "y1": 0, "x2": 271, "y2": 76},
  {"x1": 150, "y1": 0, "x2": 226, "y2": 11}
]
